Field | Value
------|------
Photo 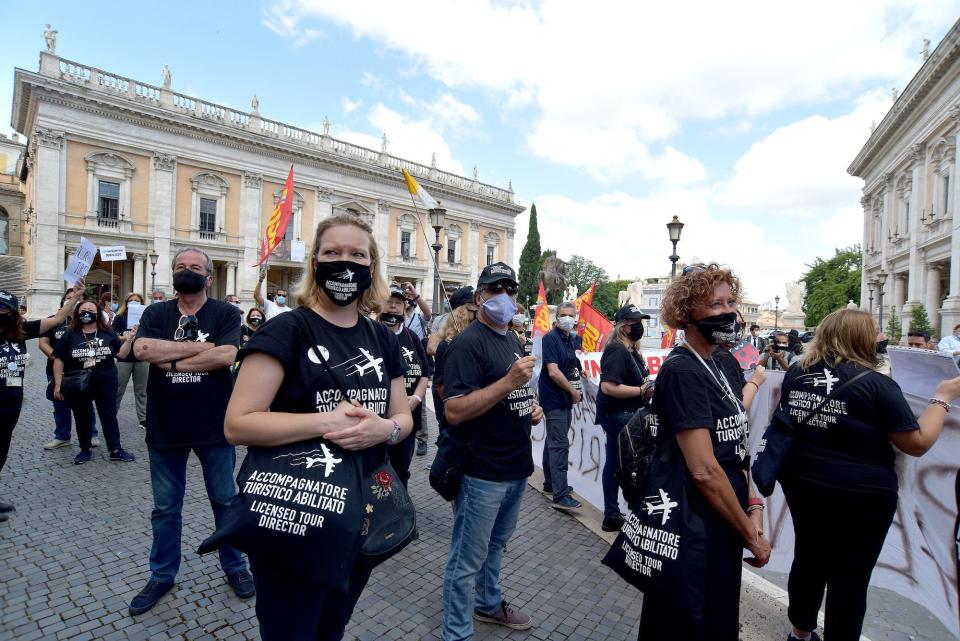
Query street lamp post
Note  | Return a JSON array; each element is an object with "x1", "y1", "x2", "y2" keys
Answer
[
  {"x1": 429, "y1": 206, "x2": 446, "y2": 315},
  {"x1": 868, "y1": 285, "x2": 874, "y2": 312},
  {"x1": 774, "y1": 295, "x2": 780, "y2": 330},
  {"x1": 666, "y1": 215, "x2": 684, "y2": 279},
  {"x1": 148, "y1": 250, "x2": 159, "y2": 294},
  {"x1": 875, "y1": 270, "x2": 888, "y2": 330}
]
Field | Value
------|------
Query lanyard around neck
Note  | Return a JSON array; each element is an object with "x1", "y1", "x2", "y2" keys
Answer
[{"x1": 679, "y1": 342, "x2": 743, "y2": 412}]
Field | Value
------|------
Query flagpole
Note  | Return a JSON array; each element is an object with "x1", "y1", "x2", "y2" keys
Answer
[{"x1": 404, "y1": 190, "x2": 453, "y2": 317}]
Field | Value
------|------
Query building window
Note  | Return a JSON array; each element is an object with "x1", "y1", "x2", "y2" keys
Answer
[
  {"x1": 0, "y1": 207, "x2": 8, "y2": 255},
  {"x1": 648, "y1": 296, "x2": 659, "y2": 306},
  {"x1": 447, "y1": 240, "x2": 457, "y2": 264},
  {"x1": 199, "y1": 197, "x2": 217, "y2": 238},
  {"x1": 485, "y1": 245, "x2": 495, "y2": 266},
  {"x1": 97, "y1": 180, "x2": 120, "y2": 223},
  {"x1": 401, "y1": 231, "x2": 412, "y2": 259}
]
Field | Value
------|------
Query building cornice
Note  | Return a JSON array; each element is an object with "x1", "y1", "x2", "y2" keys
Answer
[
  {"x1": 12, "y1": 64, "x2": 524, "y2": 216},
  {"x1": 848, "y1": 18, "x2": 960, "y2": 177}
]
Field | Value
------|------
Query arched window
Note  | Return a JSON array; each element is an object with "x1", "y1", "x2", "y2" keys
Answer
[{"x1": 0, "y1": 207, "x2": 8, "y2": 255}]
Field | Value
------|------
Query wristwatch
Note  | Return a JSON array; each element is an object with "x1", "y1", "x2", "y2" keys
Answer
[{"x1": 387, "y1": 419, "x2": 401, "y2": 444}]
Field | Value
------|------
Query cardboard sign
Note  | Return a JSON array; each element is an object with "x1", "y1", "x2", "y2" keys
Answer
[
  {"x1": 63, "y1": 237, "x2": 97, "y2": 284},
  {"x1": 290, "y1": 240, "x2": 306, "y2": 262},
  {"x1": 99, "y1": 245, "x2": 127, "y2": 261}
]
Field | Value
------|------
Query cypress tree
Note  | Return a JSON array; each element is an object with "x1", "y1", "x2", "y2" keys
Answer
[{"x1": 518, "y1": 203, "x2": 542, "y2": 306}]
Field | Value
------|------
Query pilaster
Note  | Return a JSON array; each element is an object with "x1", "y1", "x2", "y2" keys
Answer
[
  {"x1": 240, "y1": 172, "x2": 263, "y2": 306},
  {"x1": 149, "y1": 153, "x2": 177, "y2": 295},
  {"x1": 31, "y1": 127, "x2": 66, "y2": 316}
]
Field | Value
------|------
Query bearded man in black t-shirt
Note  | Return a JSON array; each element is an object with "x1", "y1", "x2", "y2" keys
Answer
[
  {"x1": 127, "y1": 247, "x2": 254, "y2": 616},
  {"x1": 441, "y1": 262, "x2": 543, "y2": 640}
]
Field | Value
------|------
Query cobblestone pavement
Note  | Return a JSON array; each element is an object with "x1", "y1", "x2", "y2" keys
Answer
[{"x1": 0, "y1": 344, "x2": 954, "y2": 640}]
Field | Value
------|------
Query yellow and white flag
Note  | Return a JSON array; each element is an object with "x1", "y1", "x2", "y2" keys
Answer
[{"x1": 402, "y1": 169, "x2": 439, "y2": 210}]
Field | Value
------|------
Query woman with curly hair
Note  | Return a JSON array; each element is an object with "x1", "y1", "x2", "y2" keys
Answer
[{"x1": 640, "y1": 264, "x2": 771, "y2": 640}]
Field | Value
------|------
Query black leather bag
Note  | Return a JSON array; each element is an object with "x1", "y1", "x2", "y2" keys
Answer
[
  {"x1": 60, "y1": 370, "x2": 91, "y2": 395},
  {"x1": 429, "y1": 428, "x2": 471, "y2": 501},
  {"x1": 289, "y1": 307, "x2": 416, "y2": 563},
  {"x1": 752, "y1": 369, "x2": 870, "y2": 497},
  {"x1": 615, "y1": 407, "x2": 656, "y2": 507}
]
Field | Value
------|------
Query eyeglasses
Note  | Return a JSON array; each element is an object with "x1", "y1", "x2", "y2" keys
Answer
[
  {"x1": 485, "y1": 283, "x2": 518, "y2": 296},
  {"x1": 682, "y1": 264, "x2": 707, "y2": 275},
  {"x1": 174, "y1": 314, "x2": 198, "y2": 341}
]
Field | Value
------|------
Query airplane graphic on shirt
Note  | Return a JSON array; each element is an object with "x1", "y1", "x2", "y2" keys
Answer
[
  {"x1": 797, "y1": 368, "x2": 839, "y2": 395},
  {"x1": 304, "y1": 444, "x2": 343, "y2": 478},
  {"x1": 401, "y1": 346, "x2": 416, "y2": 362},
  {"x1": 644, "y1": 488, "x2": 679, "y2": 526},
  {"x1": 342, "y1": 348, "x2": 384, "y2": 382}
]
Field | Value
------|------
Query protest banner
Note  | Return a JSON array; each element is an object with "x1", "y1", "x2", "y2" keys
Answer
[
  {"x1": 99, "y1": 245, "x2": 127, "y2": 261},
  {"x1": 63, "y1": 237, "x2": 97, "y2": 285},
  {"x1": 530, "y1": 348, "x2": 960, "y2": 636}
]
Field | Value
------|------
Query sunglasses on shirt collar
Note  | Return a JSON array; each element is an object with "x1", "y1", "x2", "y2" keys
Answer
[{"x1": 174, "y1": 314, "x2": 199, "y2": 341}]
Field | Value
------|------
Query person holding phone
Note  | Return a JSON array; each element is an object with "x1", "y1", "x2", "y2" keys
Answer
[{"x1": 756, "y1": 331, "x2": 797, "y2": 371}]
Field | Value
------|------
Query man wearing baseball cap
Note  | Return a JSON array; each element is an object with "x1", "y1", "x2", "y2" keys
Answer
[{"x1": 441, "y1": 262, "x2": 543, "y2": 638}]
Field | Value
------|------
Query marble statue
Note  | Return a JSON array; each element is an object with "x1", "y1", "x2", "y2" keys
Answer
[
  {"x1": 565, "y1": 285, "x2": 578, "y2": 302},
  {"x1": 381, "y1": 133, "x2": 388, "y2": 153},
  {"x1": 785, "y1": 281, "x2": 805, "y2": 315},
  {"x1": 44, "y1": 25, "x2": 57, "y2": 53},
  {"x1": 251, "y1": 94, "x2": 259, "y2": 112},
  {"x1": 322, "y1": 116, "x2": 330, "y2": 135},
  {"x1": 431, "y1": 152, "x2": 436, "y2": 168},
  {"x1": 923, "y1": 39, "x2": 931, "y2": 61},
  {"x1": 473, "y1": 165, "x2": 478, "y2": 181},
  {"x1": 162, "y1": 65, "x2": 171, "y2": 89}
]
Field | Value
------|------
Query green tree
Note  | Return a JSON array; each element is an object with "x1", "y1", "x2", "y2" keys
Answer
[
  {"x1": 801, "y1": 246, "x2": 862, "y2": 327},
  {"x1": 886, "y1": 306, "x2": 902, "y2": 344},
  {"x1": 909, "y1": 305, "x2": 935, "y2": 339},
  {"x1": 563, "y1": 255, "x2": 608, "y2": 296},
  {"x1": 517, "y1": 203, "x2": 542, "y2": 307},
  {"x1": 594, "y1": 279, "x2": 633, "y2": 319}
]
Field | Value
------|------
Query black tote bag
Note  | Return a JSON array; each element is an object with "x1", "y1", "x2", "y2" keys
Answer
[{"x1": 601, "y1": 437, "x2": 707, "y2": 622}]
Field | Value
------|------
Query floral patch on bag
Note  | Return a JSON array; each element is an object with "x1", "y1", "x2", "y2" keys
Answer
[{"x1": 371, "y1": 470, "x2": 393, "y2": 499}]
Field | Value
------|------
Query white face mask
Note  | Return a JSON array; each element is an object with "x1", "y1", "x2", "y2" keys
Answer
[
  {"x1": 511, "y1": 313, "x2": 526, "y2": 327},
  {"x1": 557, "y1": 316, "x2": 577, "y2": 332}
]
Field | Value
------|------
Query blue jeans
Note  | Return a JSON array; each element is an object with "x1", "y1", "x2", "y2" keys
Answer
[
  {"x1": 147, "y1": 445, "x2": 247, "y2": 583},
  {"x1": 49, "y1": 373, "x2": 97, "y2": 440},
  {"x1": 442, "y1": 476, "x2": 527, "y2": 641},
  {"x1": 599, "y1": 412, "x2": 632, "y2": 519}
]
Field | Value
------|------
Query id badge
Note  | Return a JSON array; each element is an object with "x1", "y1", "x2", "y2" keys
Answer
[
  {"x1": 83, "y1": 359, "x2": 96, "y2": 369},
  {"x1": 6, "y1": 376, "x2": 22, "y2": 387}
]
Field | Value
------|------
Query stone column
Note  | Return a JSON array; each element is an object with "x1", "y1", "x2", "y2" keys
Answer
[
  {"x1": 860, "y1": 195, "x2": 870, "y2": 309},
  {"x1": 317, "y1": 187, "x2": 334, "y2": 220},
  {"x1": 469, "y1": 220, "x2": 480, "y2": 285},
  {"x1": 505, "y1": 228, "x2": 516, "y2": 269},
  {"x1": 226, "y1": 261, "x2": 237, "y2": 296},
  {"x1": 132, "y1": 253, "x2": 145, "y2": 296},
  {"x1": 904, "y1": 151, "x2": 923, "y2": 317},
  {"x1": 31, "y1": 128, "x2": 66, "y2": 316},
  {"x1": 939, "y1": 118, "x2": 960, "y2": 332},
  {"x1": 926, "y1": 264, "x2": 942, "y2": 334},
  {"x1": 150, "y1": 153, "x2": 177, "y2": 295},
  {"x1": 239, "y1": 172, "x2": 263, "y2": 306}
]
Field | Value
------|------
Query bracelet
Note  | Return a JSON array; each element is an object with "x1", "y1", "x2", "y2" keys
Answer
[
  {"x1": 746, "y1": 505, "x2": 764, "y2": 514},
  {"x1": 746, "y1": 381, "x2": 760, "y2": 391},
  {"x1": 412, "y1": 394, "x2": 423, "y2": 404},
  {"x1": 928, "y1": 398, "x2": 951, "y2": 413}
]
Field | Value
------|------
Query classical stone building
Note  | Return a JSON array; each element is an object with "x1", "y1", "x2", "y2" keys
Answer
[
  {"x1": 0, "y1": 134, "x2": 27, "y2": 294},
  {"x1": 10, "y1": 44, "x2": 523, "y2": 315},
  {"x1": 850, "y1": 20, "x2": 960, "y2": 337}
]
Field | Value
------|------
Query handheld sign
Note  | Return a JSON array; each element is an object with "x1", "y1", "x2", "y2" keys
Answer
[
  {"x1": 290, "y1": 240, "x2": 306, "y2": 262},
  {"x1": 100, "y1": 245, "x2": 127, "y2": 261},
  {"x1": 126, "y1": 302, "x2": 145, "y2": 328},
  {"x1": 63, "y1": 237, "x2": 97, "y2": 285}
]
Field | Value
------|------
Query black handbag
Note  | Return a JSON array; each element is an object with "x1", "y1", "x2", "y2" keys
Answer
[
  {"x1": 60, "y1": 370, "x2": 91, "y2": 395},
  {"x1": 289, "y1": 307, "x2": 416, "y2": 562},
  {"x1": 752, "y1": 368, "x2": 870, "y2": 497},
  {"x1": 429, "y1": 428, "x2": 471, "y2": 501},
  {"x1": 601, "y1": 435, "x2": 707, "y2": 621},
  {"x1": 615, "y1": 407, "x2": 655, "y2": 507}
]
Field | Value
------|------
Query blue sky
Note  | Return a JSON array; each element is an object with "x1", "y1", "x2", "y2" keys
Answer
[{"x1": 3, "y1": 1, "x2": 957, "y2": 305}]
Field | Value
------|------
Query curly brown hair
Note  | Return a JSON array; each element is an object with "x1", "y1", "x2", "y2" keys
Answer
[{"x1": 659, "y1": 263, "x2": 742, "y2": 329}]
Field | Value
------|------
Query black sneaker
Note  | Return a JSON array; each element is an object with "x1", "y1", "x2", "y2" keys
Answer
[
  {"x1": 601, "y1": 515, "x2": 625, "y2": 532},
  {"x1": 0, "y1": 501, "x2": 13, "y2": 513},
  {"x1": 227, "y1": 569, "x2": 256, "y2": 599},
  {"x1": 74, "y1": 450, "x2": 92, "y2": 465},
  {"x1": 109, "y1": 448, "x2": 136, "y2": 462},
  {"x1": 416, "y1": 441, "x2": 428, "y2": 456},
  {"x1": 129, "y1": 579, "x2": 174, "y2": 616}
]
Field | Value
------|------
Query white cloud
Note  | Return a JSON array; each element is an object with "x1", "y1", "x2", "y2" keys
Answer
[
  {"x1": 261, "y1": 0, "x2": 321, "y2": 46},
  {"x1": 264, "y1": 0, "x2": 954, "y2": 179},
  {"x1": 512, "y1": 190, "x2": 806, "y2": 304},
  {"x1": 815, "y1": 206, "x2": 864, "y2": 249},
  {"x1": 341, "y1": 97, "x2": 363, "y2": 113},
  {"x1": 717, "y1": 91, "x2": 892, "y2": 215}
]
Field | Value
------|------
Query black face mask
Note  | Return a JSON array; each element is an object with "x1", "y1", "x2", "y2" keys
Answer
[
  {"x1": 173, "y1": 269, "x2": 208, "y2": 294},
  {"x1": 876, "y1": 339, "x2": 888, "y2": 354},
  {"x1": 691, "y1": 311, "x2": 739, "y2": 346},
  {"x1": 379, "y1": 313, "x2": 404, "y2": 328},
  {"x1": 314, "y1": 260, "x2": 372, "y2": 306},
  {"x1": 78, "y1": 311, "x2": 97, "y2": 325},
  {"x1": 0, "y1": 313, "x2": 14, "y2": 328},
  {"x1": 627, "y1": 323, "x2": 644, "y2": 341},
  {"x1": 248, "y1": 317, "x2": 262, "y2": 327}
]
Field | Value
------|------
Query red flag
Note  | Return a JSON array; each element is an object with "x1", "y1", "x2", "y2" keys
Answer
[
  {"x1": 577, "y1": 302, "x2": 614, "y2": 352},
  {"x1": 573, "y1": 282, "x2": 596, "y2": 312},
  {"x1": 255, "y1": 165, "x2": 295, "y2": 266},
  {"x1": 532, "y1": 280, "x2": 551, "y2": 339},
  {"x1": 730, "y1": 339, "x2": 760, "y2": 370},
  {"x1": 660, "y1": 326, "x2": 675, "y2": 349}
]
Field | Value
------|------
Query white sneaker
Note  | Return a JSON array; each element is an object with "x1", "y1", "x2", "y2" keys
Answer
[
  {"x1": 43, "y1": 439, "x2": 71, "y2": 450},
  {"x1": 90, "y1": 437, "x2": 100, "y2": 448}
]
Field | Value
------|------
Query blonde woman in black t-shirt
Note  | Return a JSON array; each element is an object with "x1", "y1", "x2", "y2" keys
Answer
[
  {"x1": 777, "y1": 308, "x2": 960, "y2": 641},
  {"x1": 225, "y1": 214, "x2": 413, "y2": 641}
]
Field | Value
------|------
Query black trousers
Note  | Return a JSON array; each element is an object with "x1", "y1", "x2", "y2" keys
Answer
[
  {"x1": 249, "y1": 555, "x2": 374, "y2": 641},
  {"x1": 68, "y1": 371, "x2": 122, "y2": 451},
  {"x1": 782, "y1": 477, "x2": 898, "y2": 641},
  {"x1": 0, "y1": 407, "x2": 21, "y2": 474}
]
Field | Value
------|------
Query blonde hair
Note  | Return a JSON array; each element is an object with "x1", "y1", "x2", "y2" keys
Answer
[
  {"x1": 659, "y1": 263, "x2": 742, "y2": 329},
  {"x1": 604, "y1": 320, "x2": 642, "y2": 356},
  {"x1": 799, "y1": 308, "x2": 878, "y2": 371},
  {"x1": 438, "y1": 305, "x2": 474, "y2": 343},
  {"x1": 293, "y1": 214, "x2": 389, "y2": 316}
]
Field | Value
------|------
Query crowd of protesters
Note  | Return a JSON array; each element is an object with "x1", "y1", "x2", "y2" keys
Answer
[{"x1": 3, "y1": 227, "x2": 960, "y2": 641}]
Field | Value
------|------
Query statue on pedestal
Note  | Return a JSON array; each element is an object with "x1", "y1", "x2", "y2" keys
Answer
[
  {"x1": 43, "y1": 25, "x2": 57, "y2": 54},
  {"x1": 322, "y1": 116, "x2": 330, "y2": 135},
  {"x1": 161, "y1": 65, "x2": 172, "y2": 89},
  {"x1": 381, "y1": 133, "x2": 388, "y2": 153},
  {"x1": 251, "y1": 94, "x2": 259, "y2": 113}
]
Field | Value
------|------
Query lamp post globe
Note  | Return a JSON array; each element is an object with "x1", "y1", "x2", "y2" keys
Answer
[
  {"x1": 666, "y1": 215, "x2": 684, "y2": 279},
  {"x1": 428, "y1": 206, "x2": 446, "y2": 315}
]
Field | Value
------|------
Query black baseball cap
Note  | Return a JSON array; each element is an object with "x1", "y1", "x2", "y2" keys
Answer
[
  {"x1": 477, "y1": 262, "x2": 518, "y2": 287},
  {"x1": 615, "y1": 304, "x2": 650, "y2": 323},
  {"x1": 450, "y1": 286, "x2": 475, "y2": 310},
  {"x1": 388, "y1": 286, "x2": 407, "y2": 301},
  {"x1": 0, "y1": 290, "x2": 18, "y2": 313}
]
